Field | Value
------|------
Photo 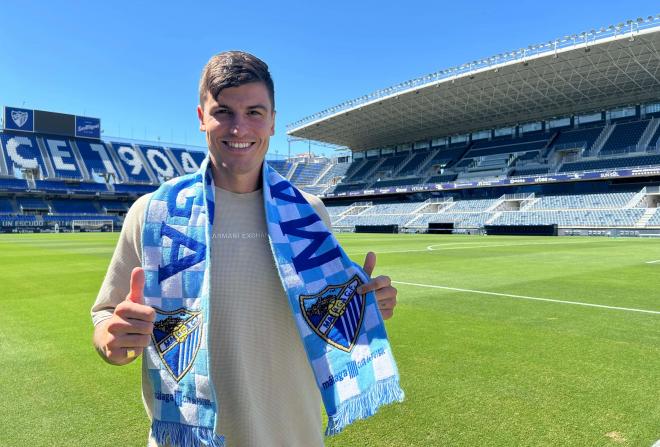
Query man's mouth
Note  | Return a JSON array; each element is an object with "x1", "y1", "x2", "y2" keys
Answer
[{"x1": 224, "y1": 141, "x2": 254, "y2": 149}]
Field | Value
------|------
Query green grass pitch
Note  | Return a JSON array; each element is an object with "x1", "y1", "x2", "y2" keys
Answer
[{"x1": 1, "y1": 232, "x2": 658, "y2": 446}]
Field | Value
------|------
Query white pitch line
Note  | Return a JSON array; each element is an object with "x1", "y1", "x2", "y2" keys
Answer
[
  {"x1": 346, "y1": 239, "x2": 609, "y2": 256},
  {"x1": 645, "y1": 260, "x2": 660, "y2": 264},
  {"x1": 393, "y1": 280, "x2": 660, "y2": 315}
]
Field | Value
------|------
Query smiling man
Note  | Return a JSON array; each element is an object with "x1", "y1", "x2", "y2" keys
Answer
[{"x1": 91, "y1": 51, "x2": 401, "y2": 447}]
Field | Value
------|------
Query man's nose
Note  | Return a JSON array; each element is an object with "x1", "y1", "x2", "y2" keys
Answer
[{"x1": 230, "y1": 115, "x2": 247, "y2": 136}]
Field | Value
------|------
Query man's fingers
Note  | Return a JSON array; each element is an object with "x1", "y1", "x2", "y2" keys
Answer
[
  {"x1": 357, "y1": 275, "x2": 391, "y2": 294},
  {"x1": 117, "y1": 334, "x2": 152, "y2": 348},
  {"x1": 107, "y1": 314, "x2": 154, "y2": 335},
  {"x1": 127, "y1": 267, "x2": 145, "y2": 304},
  {"x1": 106, "y1": 346, "x2": 144, "y2": 363},
  {"x1": 362, "y1": 252, "x2": 376, "y2": 277}
]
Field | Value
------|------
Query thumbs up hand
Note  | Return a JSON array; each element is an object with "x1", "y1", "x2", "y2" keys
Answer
[
  {"x1": 94, "y1": 267, "x2": 156, "y2": 365},
  {"x1": 356, "y1": 252, "x2": 398, "y2": 320}
]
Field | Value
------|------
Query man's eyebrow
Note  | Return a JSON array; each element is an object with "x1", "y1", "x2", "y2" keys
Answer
[
  {"x1": 214, "y1": 103, "x2": 269, "y2": 111},
  {"x1": 247, "y1": 104, "x2": 269, "y2": 111}
]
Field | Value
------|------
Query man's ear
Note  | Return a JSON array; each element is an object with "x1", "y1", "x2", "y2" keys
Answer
[{"x1": 197, "y1": 105, "x2": 206, "y2": 132}]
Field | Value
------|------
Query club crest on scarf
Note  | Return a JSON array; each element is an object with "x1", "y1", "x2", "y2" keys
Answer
[
  {"x1": 300, "y1": 275, "x2": 365, "y2": 352},
  {"x1": 151, "y1": 307, "x2": 203, "y2": 382}
]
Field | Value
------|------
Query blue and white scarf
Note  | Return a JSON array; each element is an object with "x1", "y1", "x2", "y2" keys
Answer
[{"x1": 141, "y1": 157, "x2": 404, "y2": 447}]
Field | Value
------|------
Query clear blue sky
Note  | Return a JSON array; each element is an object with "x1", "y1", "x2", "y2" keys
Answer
[{"x1": 1, "y1": 1, "x2": 657, "y2": 158}]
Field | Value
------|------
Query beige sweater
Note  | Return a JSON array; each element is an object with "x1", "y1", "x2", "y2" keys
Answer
[{"x1": 92, "y1": 187, "x2": 332, "y2": 447}]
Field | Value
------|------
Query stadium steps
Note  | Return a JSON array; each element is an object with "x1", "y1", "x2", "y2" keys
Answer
[
  {"x1": 521, "y1": 197, "x2": 541, "y2": 210},
  {"x1": 590, "y1": 124, "x2": 615, "y2": 156},
  {"x1": 485, "y1": 211, "x2": 502, "y2": 225},
  {"x1": 412, "y1": 198, "x2": 448, "y2": 214},
  {"x1": 487, "y1": 197, "x2": 507, "y2": 212},
  {"x1": 69, "y1": 140, "x2": 92, "y2": 181},
  {"x1": 285, "y1": 162, "x2": 297, "y2": 180},
  {"x1": 35, "y1": 137, "x2": 57, "y2": 178},
  {"x1": 340, "y1": 202, "x2": 372, "y2": 217},
  {"x1": 625, "y1": 188, "x2": 647, "y2": 208},
  {"x1": 635, "y1": 208, "x2": 657, "y2": 227},
  {"x1": 343, "y1": 158, "x2": 369, "y2": 182},
  {"x1": 360, "y1": 158, "x2": 386, "y2": 184},
  {"x1": 391, "y1": 151, "x2": 417, "y2": 177},
  {"x1": 416, "y1": 148, "x2": 441, "y2": 175},
  {"x1": 541, "y1": 132, "x2": 560, "y2": 158},
  {"x1": 639, "y1": 117, "x2": 660, "y2": 150},
  {"x1": 312, "y1": 163, "x2": 334, "y2": 186},
  {"x1": 403, "y1": 214, "x2": 424, "y2": 227}
]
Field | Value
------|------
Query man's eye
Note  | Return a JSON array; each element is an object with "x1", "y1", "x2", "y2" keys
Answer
[{"x1": 249, "y1": 110, "x2": 263, "y2": 116}]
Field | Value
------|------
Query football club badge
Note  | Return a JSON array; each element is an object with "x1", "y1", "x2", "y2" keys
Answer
[
  {"x1": 151, "y1": 307, "x2": 203, "y2": 382},
  {"x1": 300, "y1": 275, "x2": 365, "y2": 352},
  {"x1": 11, "y1": 110, "x2": 28, "y2": 128}
]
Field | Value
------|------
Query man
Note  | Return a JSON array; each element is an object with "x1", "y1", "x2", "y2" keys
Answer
[{"x1": 92, "y1": 51, "x2": 398, "y2": 446}]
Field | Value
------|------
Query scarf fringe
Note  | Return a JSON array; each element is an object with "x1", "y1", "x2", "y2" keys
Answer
[
  {"x1": 325, "y1": 376, "x2": 405, "y2": 436},
  {"x1": 152, "y1": 420, "x2": 225, "y2": 447}
]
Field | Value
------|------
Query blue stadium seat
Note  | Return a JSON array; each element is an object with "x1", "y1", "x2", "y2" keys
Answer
[
  {"x1": 0, "y1": 198, "x2": 16, "y2": 214},
  {"x1": 559, "y1": 154, "x2": 660, "y2": 172},
  {"x1": 17, "y1": 197, "x2": 49, "y2": 210},
  {"x1": 600, "y1": 120, "x2": 649, "y2": 154},
  {"x1": 139, "y1": 145, "x2": 180, "y2": 182},
  {"x1": 331, "y1": 182, "x2": 367, "y2": 194},
  {"x1": 289, "y1": 161, "x2": 329, "y2": 185},
  {"x1": 169, "y1": 148, "x2": 206, "y2": 174},
  {"x1": 111, "y1": 142, "x2": 153, "y2": 183},
  {"x1": 76, "y1": 140, "x2": 122, "y2": 180},
  {"x1": 266, "y1": 160, "x2": 291, "y2": 177},
  {"x1": 113, "y1": 183, "x2": 158, "y2": 195},
  {"x1": 374, "y1": 154, "x2": 408, "y2": 175},
  {"x1": 34, "y1": 180, "x2": 108, "y2": 193},
  {"x1": 0, "y1": 133, "x2": 49, "y2": 177},
  {"x1": 398, "y1": 151, "x2": 432, "y2": 176},
  {"x1": 371, "y1": 178, "x2": 422, "y2": 188},
  {"x1": 99, "y1": 200, "x2": 130, "y2": 212},
  {"x1": 316, "y1": 161, "x2": 350, "y2": 186},
  {"x1": 0, "y1": 177, "x2": 28, "y2": 191},
  {"x1": 42, "y1": 137, "x2": 83, "y2": 179},
  {"x1": 427, "y1": 174, "x2": 457, "y2": 183},
  {"x1": 551, "y1": 125, "x2": 604, "y2": 153},
  {"x1": 50, "y1": 199, "x2": 99, "y2": 214}
]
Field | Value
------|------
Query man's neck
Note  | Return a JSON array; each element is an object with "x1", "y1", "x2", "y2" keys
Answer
[{"x1": 210, "y1": 163, "x2": 262, "y2": 193}]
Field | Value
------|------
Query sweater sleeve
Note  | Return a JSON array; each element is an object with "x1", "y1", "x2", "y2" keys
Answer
[{"x1": 90, "y1": 193, "x2": 150, "y2": 326}]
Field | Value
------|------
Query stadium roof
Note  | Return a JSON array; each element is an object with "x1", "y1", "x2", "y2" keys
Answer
[{"x1": 287, "y1": 16, "x2": 660, "y2": 152}]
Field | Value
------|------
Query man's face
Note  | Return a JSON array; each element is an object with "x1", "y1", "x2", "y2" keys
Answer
[{"x1": 197, "y1": 82, "x2": 275, "y2": 191}]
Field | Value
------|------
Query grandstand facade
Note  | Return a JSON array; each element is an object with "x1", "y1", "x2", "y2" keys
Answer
[
  {"x1": 284, "y1": 16, "x2": 660, "y2": 236},
  {"x1": 2, "y1": 16, "x2": 660, "y2": 236},
  {"x1": 0, "y1": 107, "x2": 206, "y2": 232}
]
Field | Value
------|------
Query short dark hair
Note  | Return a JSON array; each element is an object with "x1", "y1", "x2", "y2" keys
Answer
[{"x1": 199, "y1": 51, "x2": 275, "y2": 110}]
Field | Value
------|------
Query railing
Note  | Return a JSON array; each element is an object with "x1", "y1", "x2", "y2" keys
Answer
[
  {"x1": 502, "y1": 193, "x2": 532, "y2": 200},
  {"x1": 287, "y1": 17, "x2": 660, "y2": 132},
  {"x1": 553, "y1": 142, "x2": 587, "y2": 153}
]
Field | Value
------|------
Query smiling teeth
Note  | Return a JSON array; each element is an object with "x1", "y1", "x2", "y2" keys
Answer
[{"x1": 227, "y1": 142, "x2": 251, "y2": 148}]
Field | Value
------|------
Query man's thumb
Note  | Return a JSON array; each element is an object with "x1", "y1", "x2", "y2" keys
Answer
[
  {"x1": 127, "y1": 267, "x2": 145, "y2": 304},
  {"x1": 362, "y1": 251, "x2": 376, "y2": 277}
]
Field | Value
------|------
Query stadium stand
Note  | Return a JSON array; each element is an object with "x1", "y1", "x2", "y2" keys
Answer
[
  {"x1": 4, "y1": 19, "x2": 660, "y2": 236},
  {"x1": 0, "y1": 198, "x2": 16, "y2": 214}
]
